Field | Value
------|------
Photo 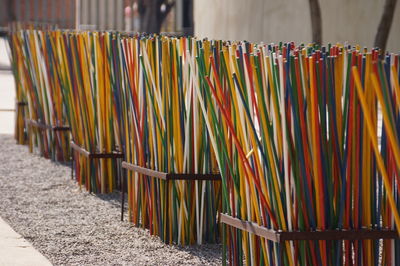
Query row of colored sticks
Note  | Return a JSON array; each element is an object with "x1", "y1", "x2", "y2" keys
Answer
[
  {"x1": 8, "y1": 29, "x2": 70, "y2": 161},
  {"x1": 201, "y1": 43, "x2": 400, "y2": 265},
  {"x1": 7, "y1": 29, "x2": 28, "y2": 144},
  {"x1": 59, "y1": 31, "x2": 121, "y2": 193},
  {"x1": 8, "y1": 28, "x2": 400, "y2": 263},
  {"x1": 119, "y1": 36, "x2": 221, "y2": 245},
  {"x1": 7, "y1": 30, "x2": 222, "y2": 245},
  {"x1": 7, "y1": 23, "x2": 55, "y2": 145}
]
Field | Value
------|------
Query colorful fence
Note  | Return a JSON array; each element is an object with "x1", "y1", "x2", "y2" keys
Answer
[
  {"x1": 60, "y1": 32, "x2": 122, "y2": 193},
  {"x1": 200, "y1": 43, "x2": 400, "y2": 265},
  {"x1": 7, "y1": 30, "x2": 29, "y2": 144},
  {"x1": 119, "y1": 36, "x2": 221, "y2": 245},
  {"x1": 8, "y1": 29, "x2": 70, "y2": 161},
  {"x1": 8, "y1": 29, "x2": 400, "y2": 261}
]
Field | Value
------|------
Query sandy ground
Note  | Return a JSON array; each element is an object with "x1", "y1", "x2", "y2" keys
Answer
[{"x1": 0, "y1": 135, "x2": 222, "y2": 265}]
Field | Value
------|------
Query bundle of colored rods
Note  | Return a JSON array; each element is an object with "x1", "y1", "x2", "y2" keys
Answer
[
  {"x1": 198, "y1": 42, "x2": 400, "y2": 265},
  {"x1": 9, "y1": 28, "x2": 400, "y2": 262},
  {"x1": 7, "y1": 30, "x2": 29, "y2": 144},
  {"x1": 7, "y1": 29, "x2": 70, "y2": 161},
  {"x1": 119, "y1": 35, "x2": 221, "y2": 245},
  {"x1": 53, "y1": 31, "x2": 122, "y2": 193}
]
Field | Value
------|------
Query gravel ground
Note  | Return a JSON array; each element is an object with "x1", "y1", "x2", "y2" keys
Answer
[{"x1": 0, "y1": 134, "x2": 222, "y2": 265}]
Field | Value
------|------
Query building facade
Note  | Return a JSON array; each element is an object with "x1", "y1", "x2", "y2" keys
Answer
[{"x1": 194, "y1": 0, "x2": 400, "y2": 51}]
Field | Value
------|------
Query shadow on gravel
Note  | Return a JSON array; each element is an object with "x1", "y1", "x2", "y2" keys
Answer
[
  {"x1": 95, "y1": 192, "x2": 124, "y2": 208},
  {"x1": 176, "y1": 244, "x2": 223, "y2": 262},
  {"x1": 27, "y1": 150, "x2": 222, "y2": 262},
  {"x1": 51, "y1": 160, "x2": 126, "y2": 209}
]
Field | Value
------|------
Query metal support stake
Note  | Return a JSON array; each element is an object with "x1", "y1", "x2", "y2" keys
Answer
[
  {"x1": 121, "y1": 164, "x2": 125, "y2": 221},
  {"x1": 71, "y1": 148, "x2": 74, "y2": 180}
]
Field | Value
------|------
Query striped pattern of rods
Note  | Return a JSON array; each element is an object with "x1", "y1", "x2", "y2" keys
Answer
[
  {"x1": 199, "y1": 42, "x2": 400, "y2": 265},
  {"x1": 7, "y1": 31, "x2": 28, "y2": 145},
  {"x1": 59, "y1": 31, "x2": 122, "y2": 193},
  {"x1": 8, "y1": 29, "x2": 70, "y2": 161},
  {"x1": 119, "y1": 35, "x2": 221, "y2": 245},
  {"x1": 8, "y1": 28, "x2": 400, "y2": 261}
]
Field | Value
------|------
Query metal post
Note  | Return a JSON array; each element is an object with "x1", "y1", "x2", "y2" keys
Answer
[
  {"x1": 121, "y1": 163, "x2": 125, "y2": 221},
  {"x1": 71, "y1": 148, "x2": 74, "y2": 179}
]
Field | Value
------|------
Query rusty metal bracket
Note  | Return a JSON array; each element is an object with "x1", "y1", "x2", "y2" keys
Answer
[
  {"x1": 120, "y1": 161, "x2": 221, "y2": 222},
  {"x1": 220, "y1": 213, "x2": 399, "y2": 243},
  {"x1": 70, "y1": 141, "x2": 124, "y2": 196},
  {"x1": 25, "y1": 118, "x2": 70, "y2": 131}
]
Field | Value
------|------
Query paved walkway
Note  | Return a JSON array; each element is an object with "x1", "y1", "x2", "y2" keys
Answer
[
  {"x1": 0, "y1": 37, "x2": 50, "y2": 266},
  {"x1": 0, "y1": 37, "x2": 15, "y2": 135},
  {"x1": 0, "y1": 217, "x2": 52, "y2": 266}
]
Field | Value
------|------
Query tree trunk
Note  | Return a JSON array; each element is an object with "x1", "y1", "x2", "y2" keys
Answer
[
  {"x1": 374, "y1": 0, "x2": 397, "y2": 53},
  {"x1": 182, "y1": 0, "x2": 193, "y2": 35},
  {"x1": 142, "y1": 0, "x2": 160, "y2": 33},
  {"x1": 308, "y1": 0, "x2": 322, "y2": 45}
]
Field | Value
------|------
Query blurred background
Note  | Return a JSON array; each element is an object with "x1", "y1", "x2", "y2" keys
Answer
[
  {"x1": 0, "y1": 0, "x2": 399, "y2": 134},
  {"x1": 0, "y1": 0, "x2": 194, "y2": 35},
  {"x1": 0, "y1": 0, "x2": 398, "y2": 50}
]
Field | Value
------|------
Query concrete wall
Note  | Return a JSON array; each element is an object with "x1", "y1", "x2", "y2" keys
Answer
[{"x1": 194, "y1": 0, "x2": 400, "y2": 52}]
